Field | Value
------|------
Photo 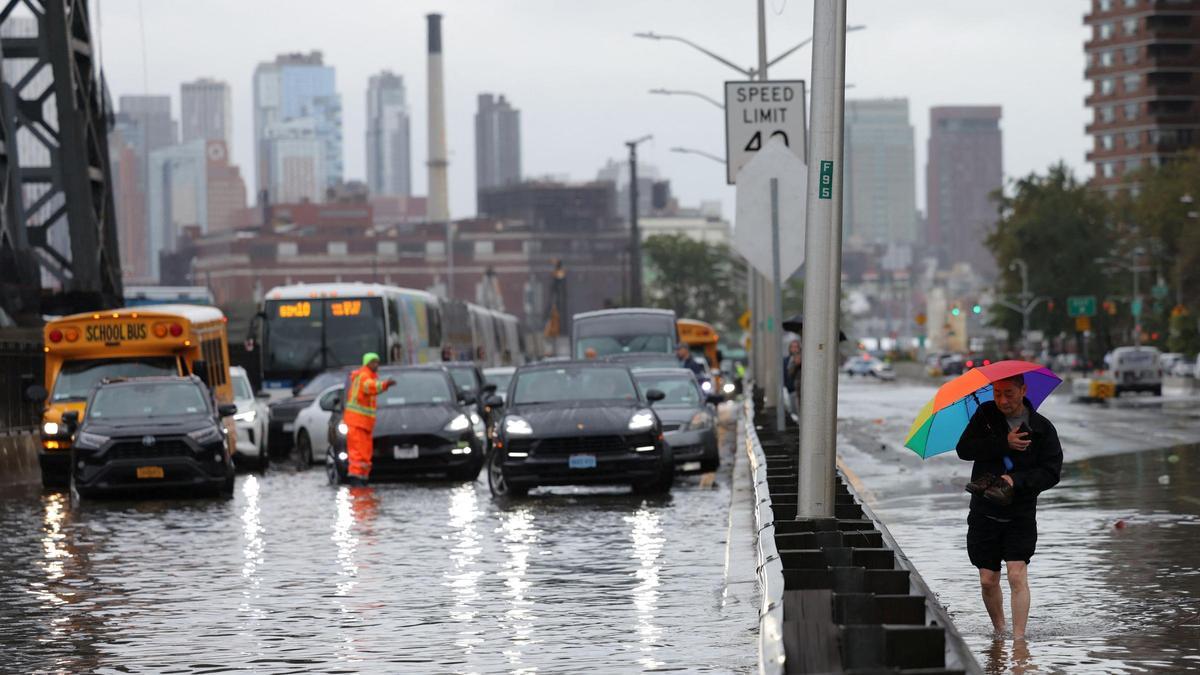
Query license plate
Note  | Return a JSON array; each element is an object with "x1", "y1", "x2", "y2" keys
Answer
[
  {"x1": 568, "y1": 454, "x2": 596, "y2": 469},
  {"x1": 282, "y1": 423, "x2": 294, "y2": 432},
  {"x1": 136, "y1": 466, "x2": 164, "y2": 479},
  {"x1": 393, "y1": 445, "x2": 419, "y2": 460}
]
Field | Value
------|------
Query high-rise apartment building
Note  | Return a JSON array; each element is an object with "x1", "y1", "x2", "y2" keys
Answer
[
  {"x1": 475, "y1": 94, "x2": 521, "y2": 199},
  {"x1": 181, "y1": 78, "x2": 232, "y2": 148},
  {"x1": 253, "y1": 51, "x2": 343, "y2": 201},
  {"x1": 1084, "y1": 0, "x2": 1200, "y2": 193},
  {"x1": 926, "y1": 106, "x2": 1003, "y2": 276},
  {"x1": 366, "y1": 71, "x2": 412, "y2": 197},
  {"x1": 109, "y1": 116, "x2": 150, "y2": 283},
  {"x1": 118, "y1": 95, "x2": 178, "y2": 176},
  {"x1": 843, "y1": 99, "x2": 918, "y2": 247}
]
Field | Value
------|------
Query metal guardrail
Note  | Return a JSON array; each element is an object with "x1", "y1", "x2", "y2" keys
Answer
[
  {"x1": 741, "y1": 398, "x2": 786, "y2": 675},
  {"x1": 0, "y1": 338, "x2": 43, "y2": 433}
]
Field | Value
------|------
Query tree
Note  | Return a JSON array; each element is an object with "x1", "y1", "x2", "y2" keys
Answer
[
  {"x1": 986, "y1": 163, "x2": 1118, "y2": 350},
  {"x1": 641, "y1": 234, "x2": 744, "y2": 334}
]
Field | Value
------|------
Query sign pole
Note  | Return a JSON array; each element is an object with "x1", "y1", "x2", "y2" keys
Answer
[
  {"x1": 771, "y1": 177, "x2": 784, "y2": 433},
  {"x1": 797, "y1": 0, "x2": 847, "y2": 519}
]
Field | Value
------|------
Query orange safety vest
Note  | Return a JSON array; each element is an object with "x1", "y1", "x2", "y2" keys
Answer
[{"x1": 343, "y1": 366, "x2": 391, "y2": 431}]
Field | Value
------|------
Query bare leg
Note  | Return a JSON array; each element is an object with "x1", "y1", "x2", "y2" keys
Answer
[
  {"x1": 1007, "y1": 561, "x2": 1030, "y2": 640},
  {"x1": 978, "y1": 568, "x2": 1006, "y2": 635}
]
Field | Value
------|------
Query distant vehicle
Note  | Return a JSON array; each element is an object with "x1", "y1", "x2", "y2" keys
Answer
[
  {"x1": 67, "y1": 376, "x2": 237, "y2": 500},
  {"x1": 571, "y1": 308, "x2": 678, "y2": 359},
  {"x1": 939, "y1": 353, "x2": 966, "y2": 376},
  {"x1": 1160, "y1": 353, "x2": 1184, "y2": 375},
  {"x1": 963, "y1": 353, "x2": 995, "y2": 370},
  {"x1": 230, "y1": 366, "x2": 270, "y2": 472},
  {"x1": 122, "y1": 285, "x2": 215, "y2": 307},
  {"x1": 843, "y1": 355, "x2": 896, "y2": 381},
  {"x1": 1176, "y1": 355, "x2": 1199, "y2": 378},
  {"x1": 633, "y1": 368, "x2": 721, "y2": 472},
  {"x1": 1053, "y1": 353, "x2": 1083, "y2": 373},
  {"x1": 326, "y1": 366, "x2": 485, "y2": 483},
  {"x1": 34, "y1": 304, "x2": 235, "y2": 488},
  {"x1": 291, "y1": 384, "x2": 344, "y2": 468},
  {"x1": 1109, "y1": 346, "x2": 1163, "y2": 396},
  {"x1": 266, "y1": 366, "x2": 354, "y2": 455},
  {"x1": 485, "y1": 361, "x2": 672, "y2": 498}
]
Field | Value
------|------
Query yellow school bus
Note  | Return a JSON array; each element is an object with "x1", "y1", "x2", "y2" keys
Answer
[
  {"x1": 677, "y1": 318, "x2": 722, "y2": 390},
  {"x1": 36, "y1": 305, "x2": 234, "y2": 486}
]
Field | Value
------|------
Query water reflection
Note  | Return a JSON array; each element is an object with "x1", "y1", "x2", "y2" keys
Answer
[
  {"x1": 985, "y1": 639, "x2": 1038, "y2": 675},
  {"x1": 444, "y1": 483, "x2": 483, "y2": 656},
  {"x1": 628, "y1": 507, "x2": 665, "y2": 670},
  {"x1": 498, "y1": 506, "x2": 539, "y2": 672}
]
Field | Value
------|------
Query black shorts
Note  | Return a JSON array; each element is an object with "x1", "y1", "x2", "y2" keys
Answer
[{"x1": 966, "y1": 511, "x2": 1037, "y2": 571}]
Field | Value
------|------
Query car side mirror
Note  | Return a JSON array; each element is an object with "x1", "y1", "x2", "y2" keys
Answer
[
  {"x1": 61, "y1": 410, "x2": 79, "y2": 428},
  {"x1": 218, "y1": 404, "x2": 238, "y2": 417},
  {"x1": 706, "y1": 393, "x2": 725, "y2": 405},
  {"x1": 482, "y1": 382, "x2": 498, "y2": 394},
  {"x1": 645, "y1": 389, "x2": 665, "y2": 403},
  {"x1": 484, "y1": 394, "x2": 504, "y2": 408},
  {"x1": 459, "y1": 391, "x2": 477, "y2": 405},
  {"x1": 25, "y1": 384, "x2": 48, "y2": 403}
]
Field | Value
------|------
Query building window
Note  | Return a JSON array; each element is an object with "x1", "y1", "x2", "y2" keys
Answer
[
  {"x1": 1122, "y1": 17, "x2": 1138, "y2": 36},
  {"x1": 327, "y1": 241, "x2": 347, "y2": 256},
  {"x1": 1123, "y1": 46, "x2": 1138, "y2": 64},
  {"x1": 1124, "y1": 102, "x2": 1138, "y2": 120},
  {"x1": 1102, "y1": 162, "x2": 1117, "y2": 179},
  {"x1": 1123, "y1": 0, "x2": 1136, "y2": 7},
  {"x1": 425, "y1": 241, "x2": 445, "y2": 257},
  {"x1": 1100, "y1": 105, "x2": 1116, "y2": 123},
  {"x1": 1099, "y1": 78, "x2": 1115, "y2": 95},
  {"x1": 376, "y1": 241, "x2": 397, "y2": 256},
  {"x1": 1099, "y1": 0, "x2": 1113, "y2": 9},
  {"x1": 473, "y1": 240, "x2": 494, "y2": 257},
  {"x1": 1098, "y1": 22, "x2": 1114, "y2": 39},
  {"x1": 277, "y1": 242, "x2": 298, "y2": 257},
  {"x1": 1125, "y1": 158, "x2": 1141, "y2": 173},
  {"x1": 1101, "y1": 134, "x2": 1115, "y2": 150},
  {"x1": 1124, "y1": 131, "x2": 1140, "y2": 148},
  {"x1": 1123, "y1": 73, "x2": 1140, "y2": 92},
  {"x1": 1099, "y1": 50, "x2": 1115, "y2": 67}
]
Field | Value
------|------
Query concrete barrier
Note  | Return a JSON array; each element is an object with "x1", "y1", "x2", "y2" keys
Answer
[{"x1": 0, "y1": 431, "x2": 40, "y2": 487}]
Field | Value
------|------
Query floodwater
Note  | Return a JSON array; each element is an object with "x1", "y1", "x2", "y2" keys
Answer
[
  {"x1": 0, "y1": 455, "x2": 755, "y2": 673},
  {"x1": 838, "y1": 378, "x2": 1200, "y2": 674}
]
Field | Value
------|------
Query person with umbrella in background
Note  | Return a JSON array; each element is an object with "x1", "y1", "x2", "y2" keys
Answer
[
  {"x1": 783, "y1": 338, "x2": 802, "y2": 417},
  {"x1": 956, "y1": 372, "x2": 1063, "y2": 642}
]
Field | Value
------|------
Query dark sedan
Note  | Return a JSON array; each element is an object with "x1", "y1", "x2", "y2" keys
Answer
[
  {"x1": 632, "y1": 368, "x2": 721, "y2": 473},
  {"x1": 68, "y1": 376, "x2": 237, "y2": 499},
  {"x1": 485, "y1": 361, "x2": 672, "y2": 498},
  {"x1": 326, "y1": 366, "x2": 485, "y2": 483}
]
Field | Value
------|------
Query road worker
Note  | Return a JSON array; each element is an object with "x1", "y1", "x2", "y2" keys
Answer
[{"x1": 342, "y1": 352, "x2": 395, "y2": 485}]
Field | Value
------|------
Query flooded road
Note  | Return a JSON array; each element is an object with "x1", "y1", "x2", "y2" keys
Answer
[
  {"x1": 838, "y1": 377, "x2": 1200, "y2": 674},
  {"x1": 0, "y1": 456, "x2": 755, "y2": 673}
]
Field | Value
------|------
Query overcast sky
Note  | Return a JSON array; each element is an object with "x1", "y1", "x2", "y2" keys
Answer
[{"x1": 92, "y1": 0, "x2": 1091, "y2": 220}]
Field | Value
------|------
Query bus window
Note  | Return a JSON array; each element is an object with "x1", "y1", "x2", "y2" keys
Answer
[
  {"x1": 265, "y1": 300, "x2": 324, "y2": 374},
  {"x1": 51, "y1": 357, "x2": 177, "y2": 402},
  {"x1": 323, "y1": 297, "x2": 386, "y2": 367}
]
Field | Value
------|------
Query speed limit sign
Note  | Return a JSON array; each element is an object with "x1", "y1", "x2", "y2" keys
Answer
[{"x1": 724, "y1": 80, "x2": 807, "y2": 184}]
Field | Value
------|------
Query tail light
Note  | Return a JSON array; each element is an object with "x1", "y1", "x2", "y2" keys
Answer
[
  {"x1": 169, "y1": 323, "x2": 183, "y2": 337},
  {"x1": 983, "y1": 359, "x2": 992, "y2": 366},
  {"x1": 64, "y1": 327, "x2": 80, "y2": 342},
  {"x1": 153, "y1": 323, "x2": 168, "y2": 338},
  {"x1": 48, "y1": 329, "x2": 63, "y2": 343},
  {"x1": 965, "y1": 360, "x2": 974, "y2": 368}
]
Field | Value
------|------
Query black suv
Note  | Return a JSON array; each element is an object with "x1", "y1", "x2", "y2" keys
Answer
[{"x1": 67, "y1": 376, "x2": 238, "y2": 499}]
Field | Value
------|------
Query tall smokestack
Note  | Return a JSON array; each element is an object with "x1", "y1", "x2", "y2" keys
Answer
[{"x1": 426, "y1": 13, "x2": 450, "y2": 223}]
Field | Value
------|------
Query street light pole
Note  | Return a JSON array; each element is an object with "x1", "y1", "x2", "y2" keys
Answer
[
  {"x1": 669, "y1": 146, "x2": 724, "y2": 164},
  {"x1": 648, "y1": 88, "x2": 725, "y2": 110},
  {"x1": 626, "y1": 134, "x2": 653, "y2": 307}
]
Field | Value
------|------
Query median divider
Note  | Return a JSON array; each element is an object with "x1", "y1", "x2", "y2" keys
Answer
[{"x1": 741, "y1": 399, "x2": 980, "y2": 675}]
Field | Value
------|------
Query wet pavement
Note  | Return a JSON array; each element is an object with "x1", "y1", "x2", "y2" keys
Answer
[
  {"x1": 0, "y1": 418, "x2": 755, "y2": 674},
  {"x1": 836, "y1": 376, "x2": 1200, "y2": 674}
]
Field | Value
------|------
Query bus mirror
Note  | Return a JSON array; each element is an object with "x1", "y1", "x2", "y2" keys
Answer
[
  {"x1": 61, "y1": 410, "x2": 79, "y2": 428},
  {"x1": 25, "y1": 384, "x2": 48, "y2": 403}
]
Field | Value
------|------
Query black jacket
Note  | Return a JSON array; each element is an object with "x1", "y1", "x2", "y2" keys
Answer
[{"x1": 956, "y1": 399, "x2": 1063, "y2": 519}]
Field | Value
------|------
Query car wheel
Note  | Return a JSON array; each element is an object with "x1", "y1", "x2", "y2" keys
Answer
[
  {"x1": 487, "y1": 452, "x2": 527, "y2": 498},
  {"x1": 325, "y1": 450, "x2": 343, "y2": 486},
  {"x1": 1154, "y1": 385, "x2": 1163, "y2": 397},
  {"x1": 635, "y1": 449, "x2": 675, "y2": 495},
  {"x1": 295, "y1": 431, "x2": 312, "y2": 471},
  {"x1": 220, "y1": 469, "x2": 235, "y2": 499}
]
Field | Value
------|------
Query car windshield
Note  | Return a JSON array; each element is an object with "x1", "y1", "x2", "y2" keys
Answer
[
  {"x1": 513, "y1": 366, "x2": 638, "y2": 404},
  {"x1": 448, "y1": 366, "x2": 476, "y2": 392},
  {"x1": 614, "y1": 355, "x2": 680, "y2": 370},
  {"x1": 52, "y1": 357, "x2": 177, "y2": 402},
  {"x1": 89, "y1": 382, "x2": 208, "y2": 419},
  {"x1": 484, "y1": 370, "x2": 513, "y2": 392},
  {"x1": 377, "y1": 371, "x2": 455, "y2": 406},
  {"x1": 634, "y1": 374, "x2": 700, "y2": 405},
  {"x1": 232, "y1": 374, "x2": 254, "y2": 401},
  {"x1": 298, "y1": 370, "x2": 348, "y2": 396}
]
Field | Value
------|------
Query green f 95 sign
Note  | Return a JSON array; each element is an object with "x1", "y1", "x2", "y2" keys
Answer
[{"x1": 818, "y1": 160, "x2": 834, "y2": 199}]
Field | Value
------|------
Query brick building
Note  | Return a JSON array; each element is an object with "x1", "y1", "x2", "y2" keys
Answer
[{"x1": 1084, "y1": 0, "x2": 1200, "y2": 194}]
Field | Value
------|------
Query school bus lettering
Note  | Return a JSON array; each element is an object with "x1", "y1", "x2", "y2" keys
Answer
[{"x1": 85, "y1": 323, "x2": 149, "y2": 343}]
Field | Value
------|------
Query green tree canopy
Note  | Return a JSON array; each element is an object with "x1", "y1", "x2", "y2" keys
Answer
[{"x1": 641, "y1": 233, "x2": 744, "y2": 335}]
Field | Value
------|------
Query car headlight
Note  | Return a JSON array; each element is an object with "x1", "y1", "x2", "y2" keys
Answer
[
  {"x1": 444, "y1": 414, "x2": 471, "y2": 432},
  {"x1": 722, "y1": 382, "x2": 736, "y2": 394},
  {"x1": 504, "y1": 416, "x2": 533, "y2": 436},
  {"x1": 233, "y1": 409, "x2": 256, "y2": 423},
  {"x1": 43, "y1": 421, "x2": 60, "y2": 436},
  {"x1": 469, "y1": 413, "x2": 482, "y2": 426},
  {"x1": 74, "y1": 431, "x2": 109, "y2": 449},
  {"x1": 686, "y1": 411, "x2": 713, "y2": 430},
  {"x1": 628, "y1": 409, "x2": 655, "y2": 431},
  {"x1": 337, "y1": 422, "x2": 349, "y2": 436},
  {"x1": 187, "y1": 426, "x2": 223, "y2": 445},
  {"x1": 701, "y1": 380, "x2": 713, "y2": 392}
]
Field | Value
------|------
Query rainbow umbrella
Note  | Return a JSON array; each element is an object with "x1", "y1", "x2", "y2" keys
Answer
[{"x1": 904, "y1": 360, "x2": 1062, "y2": 459}]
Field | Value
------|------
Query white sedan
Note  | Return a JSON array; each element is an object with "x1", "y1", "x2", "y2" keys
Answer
[
  {"x1": 292, "y1": 385, "x2": 343, "y2": 468},
  {"x1": 231, "y1": 366, "x2": 270, "y2": 472}
]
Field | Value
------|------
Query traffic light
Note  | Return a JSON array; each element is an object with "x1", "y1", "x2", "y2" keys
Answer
[
  {"x1": 951, "y1": 306, "x2": 961, "y2": 317},
  {"x1": 972, "y1": 304, "x2": 982, "y2": 314}
]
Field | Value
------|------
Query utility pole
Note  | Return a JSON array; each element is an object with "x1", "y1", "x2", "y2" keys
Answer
[
  {"x1": 626, "y1": 134, "x2": 652, "y2": 306},
  {"x1": 797, "y1": 0, "x2": 847, "y2": 519},
  {"x1": 753, "y1": 0, "x2": 781, "y2": 412}
]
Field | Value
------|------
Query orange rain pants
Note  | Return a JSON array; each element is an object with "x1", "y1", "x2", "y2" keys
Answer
[{"x1": 346, "y1": 425, "x2": 374, "y2": 479}]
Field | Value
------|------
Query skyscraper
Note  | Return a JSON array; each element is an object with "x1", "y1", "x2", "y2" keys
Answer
[
  {"x1": 181, "y1": 78, "x2": 232, "y2": 148},
  {"x1": 842, "y1": 99, "x2": 918, "y2": 247},
  {"x1": 925, "y1": 106, "x2": 1003, "y2": 276},
  {"x1": 118, "y1": 95, "x2": 178, "y2": 177},
  {"x1": 366, "y1": 71, "x2": 412, "y2": 197},
  {"x1": 475, "y1": 94, "x2": 522, "y2": 198},
  {"x1": 253, "y1": 51, "x2": 343, "y2": 201},
  {"x1": 1084, "y1": 0, "x2": 1200, "y2": 194}
]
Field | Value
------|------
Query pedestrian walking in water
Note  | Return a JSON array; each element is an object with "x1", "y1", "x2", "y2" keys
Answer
[
  {"x1": 342, "y1": 353, "x2": 396, "y2": 486},
  {"x1": 956, "y1": 374, "x2": 1062, "y2": 641}
]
